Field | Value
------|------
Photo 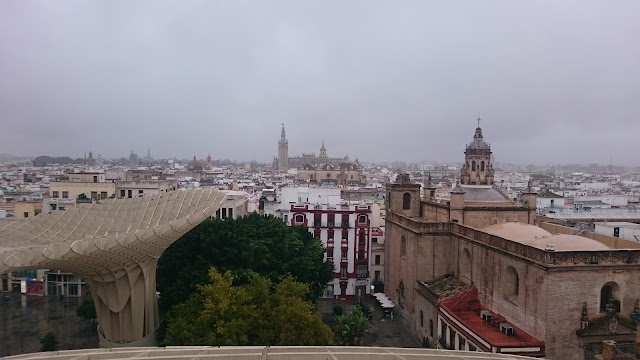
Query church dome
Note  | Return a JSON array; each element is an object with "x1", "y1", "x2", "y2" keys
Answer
[
  {"x1": 529, "y1": 234, "x2": 610, "y2": 251},
  {"x1": 482, "y1": 222, "x2": 552, "y2": 244},
  {"x1": 466, "y1": 127, "x2": 491, "y2": 150}
]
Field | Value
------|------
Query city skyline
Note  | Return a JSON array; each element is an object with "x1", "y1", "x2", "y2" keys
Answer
[{"x1": 1, "y1": 1, "x2": 639, "y2": 165}]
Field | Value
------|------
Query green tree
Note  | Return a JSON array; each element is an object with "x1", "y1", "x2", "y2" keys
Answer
[
  {"x1": 163, "y1": 268, "x2": 333, "y2": 346},
  {"x1": 157, "y1": 214, "x2": 333, "y2": 314},
  {"x1": 334, "y1": 306, "x2": 369, "y2": 346},
  {"x1": 76, "y1": 297, "x2": 97, "y2": 325},
  {"x1": 40, "y1": 331, "x2": 58, "y2": 352}
]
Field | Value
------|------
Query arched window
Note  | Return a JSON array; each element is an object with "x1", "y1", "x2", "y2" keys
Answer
[
  {"x1": 472, "y1": 161, "x2": 476, "y2": 171},
  {"x1": 481, "y1": 161, "x2": 485, "y2": 171},
  {"x1": 600, "y1": 282, "x2": 621, "y2": 313},
  {"x1": 420, "y1": 310, "x2": 424, "y2": 327},
  {"x1": 403, "y1": 192, "x2": 411, "y2": 210},
  {"x1": 505, "y1": 266, "x2": 519, "y2": 297}
]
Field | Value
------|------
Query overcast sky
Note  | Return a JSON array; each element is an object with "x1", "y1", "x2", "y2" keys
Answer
[{"x1": 1, "y1": 1, "x2": 639, "y2": 165}]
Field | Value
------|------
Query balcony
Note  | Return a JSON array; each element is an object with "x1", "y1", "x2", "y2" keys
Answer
[
  {"x1": 341, "y1": 222, "x2": 349, "y2": 229},
  {"x1": 328, "y1": 222, "x2": 335, "y2": 228}
]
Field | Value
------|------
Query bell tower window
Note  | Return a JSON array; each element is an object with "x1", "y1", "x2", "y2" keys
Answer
[{"x1": 402, "y1": 192, "x2": 411, "y2": 210}]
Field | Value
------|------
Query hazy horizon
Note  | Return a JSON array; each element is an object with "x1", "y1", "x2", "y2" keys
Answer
[{"x1": 1, "y1": 1, "x2": 639, "y2": 165}]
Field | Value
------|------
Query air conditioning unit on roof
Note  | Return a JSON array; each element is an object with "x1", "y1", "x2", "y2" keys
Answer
[
  {"x1": 480, "y1": 310, "x2": 492, "y2": 322},
  {"x1": 500, "y1": 322, "x2": 515, "y2": 336}
]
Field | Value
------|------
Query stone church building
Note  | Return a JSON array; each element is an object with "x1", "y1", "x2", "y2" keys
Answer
[
  {"x1": 273, "y1": 125, "x2": 366, "y2": 185},
  {"x1": 384, "y1": 125, "x2": 640, "y2": 359}
]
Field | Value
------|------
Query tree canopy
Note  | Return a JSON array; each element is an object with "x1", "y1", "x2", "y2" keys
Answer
[
  {"x1": 334, "y1": 305, "x2": 369, "y2": 346},
  {"x1": 157, "y1": 213, "x2": 333, "y2": 314},
  {"x1": 163, "y1": 268, "x2": 334, "y2": 346},
  {"x1": 76, "y1": 297, "x2": 97, "y2": 323},
  {"x1": 40, "y1": 331, "x2": 58, "y2": 352}
]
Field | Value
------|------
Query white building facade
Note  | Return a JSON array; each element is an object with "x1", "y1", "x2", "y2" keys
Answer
[{"x1": 276, "y1": 187, "x2": 373, "y2": 300}]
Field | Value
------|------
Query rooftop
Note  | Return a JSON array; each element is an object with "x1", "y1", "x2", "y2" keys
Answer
[
  {"x1": 481, "y1": 222, "x2": 610, "y2": 251},
  {"x1": 440, "y1": 288, "x2": 544, "y2": 355},
  {"x1": 422, "y1": 274, "x2": 471, "y2": 300},
  {"x1": 459, "y1": 185, "x2": 512, "y2": 204},
  {"x1": 0, "y1": 346, "x2": 543, "y2": 360}
]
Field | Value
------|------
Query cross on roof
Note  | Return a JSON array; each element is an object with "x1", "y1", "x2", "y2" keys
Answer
[{"x1": 477, "y1": 117, "x2": 481, "y2": 128}]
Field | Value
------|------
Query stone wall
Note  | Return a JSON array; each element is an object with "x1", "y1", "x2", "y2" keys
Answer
[{"x1": 385, "y1": 212, "x2": 640, "y2": 359}]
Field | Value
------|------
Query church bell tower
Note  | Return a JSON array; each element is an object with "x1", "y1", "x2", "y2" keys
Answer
[
  {"x1": 460, "y1": 119, "x2": 494, "y2": 185},
  {"x1": 277, "y1": 124, "x2": 289, "y2": 172}
]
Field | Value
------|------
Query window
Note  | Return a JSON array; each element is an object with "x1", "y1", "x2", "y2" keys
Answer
[
  {"x1": 91, "y1": 191, "x2": 97, "y2": 200},
  {"x1": 458, "y1": 337, "x2": 466, "y2": 350},
  {"x1": 284, "y1": 214, "x2": 288, "y2": 223},
  {"x1": 327, "y1": 247, "x2": 334, "y2": 259},
  {"x1": 449, "y1": 329, "x2": 456, "y2": 349},
  {"x1": 480, "y1": 161, "x2": 485, "y2": 172},
  {"x1": 52, "y1": 191, "x2": 59, "y2": 198},
  {"x1": 614, "y1": 227, "x2": 620, "y2": 238},
  {"x1": 402, "y1": 192, "x2": 411, "y2": 210},
  {"x1": 222, "y1": 208, "x2": 227, "y2": 219},
  {"x1": 374, "y1": 270, "x2": 381, "y2": 282},
  {"x1": 359, "y1": 215, "x2": 367, "y2": 224},
  {"x1": 600, "y1": 282, "x2": 621, "y2": 313},
  {"x1": 429, "y1": 319, "x2": 434, "y2": 337},
  {"x1": 120, "y1": 189, "x2": 126, "y2": 197},
  {"x1": 374, "y1": 255, "x2": 381, "y2": 265},
  {"x1": 372, "y1": 237, "x2": 378, "y2": 243},
  {"x1": 62, "y1": 191, "x2": 69, "y2": 199},
  {"x1": 101, "y1": 192, "x2": 107, "y2": 199},
  {"x1": 228, "y1": 208, "x2": 233, "y2": 219},
  {"x1": 69, "y1": 284, "x2": 79, "y2": 296},
  {"x1": 356, "y1": 264, "x2": 367, "y2": 279},
  {"x1": 13, "y1": 269, "x2": 37, "y2": 278},
  {"x1": 22, "y1": 212, "x2": 29, "y2": 218},
  {"x1": 340, "y1": 265, "x2": 347, "y2": 279},
  {"x1": 420, "y1": 310, "x2": 424, "y2": 327},
  {"x1": 341, "y1": 249, "x2": 348, "y2": 259},
  {"x1": 471, "y1": 161, "x2": 476, "y2": 171},
  {"x1": 127, "y1": 190, "x2": 132, "y2": 198},
  {"x1": 359, "y1": 232, "x2": 366, "y2": 245},
  {"x1": 401, "y1": 235, "x2": 407, "y2": 256},
  {"x1": 505, "y1": 266, "x2": 519, "y2": 297},
  {"x1": 93, "y1": 176, "x2": 98, "y2": 183},
  {"x1": 295, "y1": 214, "x2": 304, "y2": 223},
  {"x1": 138, "y1": 190, "x2": 144, "y2": 194}
]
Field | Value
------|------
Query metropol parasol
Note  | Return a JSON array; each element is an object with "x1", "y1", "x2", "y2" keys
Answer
[{"x1": 0, "y1": 188, "x2": 226, "y2": 346}]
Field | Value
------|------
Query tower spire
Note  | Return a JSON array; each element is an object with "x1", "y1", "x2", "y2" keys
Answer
[
  {"x1": 477, "y1": 117, "x2": 481, "y2": 128},
  {"x1": 281, "y1": 123, "x2": 286, "y2": 140}
]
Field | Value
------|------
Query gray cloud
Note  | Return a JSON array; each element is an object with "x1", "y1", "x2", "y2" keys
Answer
[{"x1": 0, "y1": 0, "x2": 639, "y2": 165}]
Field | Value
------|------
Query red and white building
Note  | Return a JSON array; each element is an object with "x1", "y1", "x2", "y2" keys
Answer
[
  {"x1": 437, "y1": 288, "x2": 545, "y2": 356},
  {"x1": 275, "y1": 187, "x2": 373, "y2": 299}
]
